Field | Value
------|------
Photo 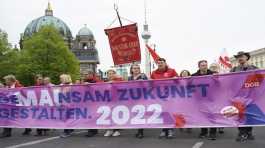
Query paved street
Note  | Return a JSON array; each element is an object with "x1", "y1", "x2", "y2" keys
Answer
[{"x1": 1, "y1": 127, "x2": 265, "y2": 148}]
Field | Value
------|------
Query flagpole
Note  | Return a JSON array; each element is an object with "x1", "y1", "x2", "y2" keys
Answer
[
  {"x1": 152, "y1": 44, "x2": 156, "y2": 72},
  {"x1": 114, "y1": 4, "x2": 125, "y2": 78},
  {"x1": 114, "y1": 4, "x2": 123, "y2": 27}
]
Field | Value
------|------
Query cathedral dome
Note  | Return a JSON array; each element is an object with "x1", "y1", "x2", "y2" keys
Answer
[
  {"x1": 23, "y1": 2, "x2": 72, "y2": 39},
  {"x1": 77, "y1": 25, "x2": 94, "y2": 38}
]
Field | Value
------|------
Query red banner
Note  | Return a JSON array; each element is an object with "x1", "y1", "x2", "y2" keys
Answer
[{"x1": 105, "y1": 23, "x2": 141, "y2": 65}]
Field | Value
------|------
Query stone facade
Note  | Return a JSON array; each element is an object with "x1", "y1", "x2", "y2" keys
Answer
[{"x1": 230, "y1": 48, "x2": 265, "y2": 69}]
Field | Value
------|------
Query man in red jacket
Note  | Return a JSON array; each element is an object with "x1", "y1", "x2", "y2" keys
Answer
[
  {"x1": 151, "y1": 58, "x2": 178, "y2": 139},
  {"x1": 151, "y1": 58, "x2": 178, "y2": 79}
]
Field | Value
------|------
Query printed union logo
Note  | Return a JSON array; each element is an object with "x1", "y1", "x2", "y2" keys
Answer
[
  {"x1": 244, "y1": 82, "x2": 260, "y2": 88},
  {"x1": 243, "y1": 74, "x2": 264, "y2": 88},
  {"x1": 164, "y1": 73, "x2": 169, "y2": 77},
  {"x1": 220, "y1": 106, "x2": 239, "y2": 118}
]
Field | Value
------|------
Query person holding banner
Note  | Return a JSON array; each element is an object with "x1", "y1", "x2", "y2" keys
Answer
[
  {"x1": 104, "y1": 69, "x2": 123, "y2": 137},
  {"x1": 151, "y1": 58, "x2": 178, "y2": 139},
  {"x1": 43, "y1": 77, "x2": 54, "y2": 86},
  {"x1": 84, "y1": 70, "x2": 100, "y2": 137},
  {"x1": 59, "y1": 74, "x2": 75, "y2": 138},
  {"x1": 35, "y1": 75, "x2": 50, "y2": 136},
  {"x1": 84, "y1": 70, "x2": 103, "y2": 85},
  {"x1": 0, "y1": 82, "x2": 4, "y2": 88},
  {"x1": 128, "y1": 64, "x2": 148, "y2": 139},
  {"x1": 0, "y1": 75, "x2": 29, "y2": 138},
  {"x1": 180, "y1": 70, "x2": 191, "y2": 78},
  {"x1": 0, "y1": 81, "x2": 4, "y2": 137},
  {"x1": 179, "y1": 70, "x2": 192, "y2": 134},
  {"x1": 106, "y1": 69, "x2": 123, "y2": 82},
  {"x1": 209, "y1": 63, "x2": 225, "y2": 135},
  {"x1": 0, "y1": 82, "x2": 4, "y2": 134},
  {"x1": 192, "y1": 60, "x2": 217, "y2": 140},
  {"x1": 230, "y1": 51, "x2": 258, "y2": 142}
]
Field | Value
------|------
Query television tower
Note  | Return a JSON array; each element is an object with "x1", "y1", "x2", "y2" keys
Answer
[{"x1": 141, "y1": 0, "x2": 152, "y2": 77}]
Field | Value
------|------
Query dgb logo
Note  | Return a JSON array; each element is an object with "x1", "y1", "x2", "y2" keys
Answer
[{"x1": 243, "y1": 74, "x2": 264, "y2": 88}]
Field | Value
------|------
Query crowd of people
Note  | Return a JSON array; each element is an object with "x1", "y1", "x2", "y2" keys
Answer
[{"x1": 0, "y1": 51, "x2": 259, "y2": 142}]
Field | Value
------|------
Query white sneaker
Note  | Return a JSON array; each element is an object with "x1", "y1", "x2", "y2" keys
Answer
[
  {"x1": 104, "y1": 130, "x2": 113, "y2": 137},
  {"x1": 112, "y1": 131, "x2": 121, "y2": 137},
  {"x1": 167, "y1": 130, "x2": 174, "y2": 139},
  {"x1": 159, "y1": 131, "x2": 166, "y2": 138},
  {"x1": 60, "y1": 132, "x2": 72, "y2": 138}
]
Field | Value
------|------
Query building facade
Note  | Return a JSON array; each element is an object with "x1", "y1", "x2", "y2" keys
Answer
[
  {"x1": 19, "y1": 2, "x2": 100, "y2": 75},
  {"x1": 230, "y1": 48, "x2": 265, "y2": 69},
  {"x1": 72, "y1": 25, "x2": 99, "y2": 74}
]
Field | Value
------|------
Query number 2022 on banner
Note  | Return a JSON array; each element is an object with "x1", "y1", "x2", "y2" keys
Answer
[{"x1": 96, "y1": 104, "x2": 164, "y2": 125}]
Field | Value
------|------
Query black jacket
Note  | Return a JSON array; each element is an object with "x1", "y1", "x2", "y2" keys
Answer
[
  {"x1": 230, "y1": 65, "x2": 258, "y2": 72},
  {"x1": 192, "y1": 69, "x2": 214, "y2": 76},
  {"x1": 128, "y1": 73, "x2": 148, "y2": 81}
]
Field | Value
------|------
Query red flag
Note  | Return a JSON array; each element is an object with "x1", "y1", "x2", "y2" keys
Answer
[
  {"x1": 105, "y1": 24, "x2": 141, "y2": 65},
  {"x1": 146, "y1": 44, "x2": 160, "y2": 62},
  {"x1": 219, "y1": 49, "x2": 232, "y2": 69}
]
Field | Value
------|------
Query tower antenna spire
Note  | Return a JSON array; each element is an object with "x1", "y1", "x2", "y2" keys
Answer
[
  {"x1": 142, "y1": 0, "x2": 152, "y2": 77},
  {"x1": 144, "y1": 0, "x2": 147, "y2": 24}
]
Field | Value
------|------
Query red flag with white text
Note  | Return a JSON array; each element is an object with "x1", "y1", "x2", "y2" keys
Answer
[{"x1": 104, "y1": 23, "x2": 141, "y2": 65}]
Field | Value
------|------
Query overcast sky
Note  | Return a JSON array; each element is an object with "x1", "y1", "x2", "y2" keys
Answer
[{"x1": 1, "y1": 0, "x2": 265, "y2": 73}]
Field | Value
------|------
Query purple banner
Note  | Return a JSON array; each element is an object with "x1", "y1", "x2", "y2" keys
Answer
[{"x1": 1, "y1": 70, "x2": 265, "y2": 129}]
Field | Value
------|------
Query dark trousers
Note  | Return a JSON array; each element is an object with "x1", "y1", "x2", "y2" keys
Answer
[
  {"x1": 88, "y1": 129, "x2": 98, "y2": 133},
  {"x1": 2, "y1": 128, "x2": 12, "y2": 135},
  {"x1": 64, "y1": 129, "x2": 74, "y2": 134},
  {"x1": 201, "y1": 128, "x2": 217, "y2": 135},
  {"x1": 2, "y1": 128, "x2": 31, "y2": 136},
  {"x1": 238, "y1": 127, "x2": 252, "y2": 135},
  {"x1": 137, "y1": 129, "x2": 143, "y2": 134},
  {"x1": 36, "y1": 129, "x2": 49, "y2": 135},
  {"x1": 23, "y1": 128, "x2": 32, "y2": 134},
  {"x1": 162, "y1": 128, "x2": 172, "y2": 133}
]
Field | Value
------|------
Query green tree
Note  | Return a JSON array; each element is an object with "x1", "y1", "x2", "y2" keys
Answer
[
  {"x1": 17, "y1": 25, "x2": 80, "y2": 86},
  {"x1": 0, "y1": 29, "x2": 19, "y2": 81},
  {"x1": 0, "y1": 29, "x2": 9, "y2": 53}
]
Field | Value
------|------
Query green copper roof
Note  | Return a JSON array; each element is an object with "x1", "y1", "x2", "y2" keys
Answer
[
  {"x1": 77, "y1": 25, "x2": 94, "y2": 37},
  {"x1": 24, "y1": 15, "x2": 72, "y2": 39}
]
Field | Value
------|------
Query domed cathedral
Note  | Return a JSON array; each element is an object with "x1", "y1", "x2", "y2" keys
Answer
[
  {"x1": 20, "y1": 2, "x2": 72, "y2": 48},
  {"x1": 72, "y1": 24, "x2": 99, "y2": 74},
  {"x1": 19, "y1": 2, "x2": 100, "y2": 74}
]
